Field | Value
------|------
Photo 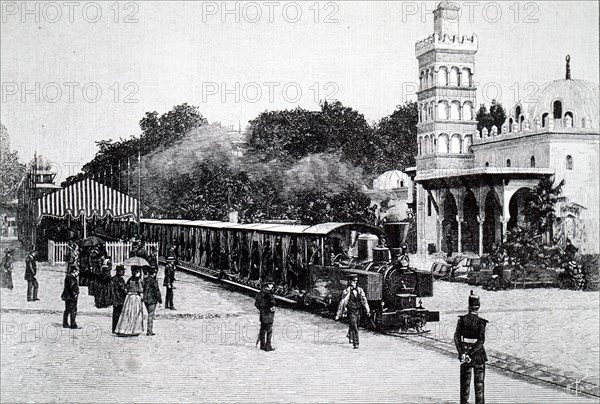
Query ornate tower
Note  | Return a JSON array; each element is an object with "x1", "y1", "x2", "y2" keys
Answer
[
  {"x1": 415, "y1": 0, "x2": 478, "y2": 165},
  {"x1": 413, "y1": 1, "x2": 479, "y2": 254}
]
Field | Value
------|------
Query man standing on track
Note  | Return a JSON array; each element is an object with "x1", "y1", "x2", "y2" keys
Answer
[
  {"x1": 335, "y1": 273, "x2": 370, "y2": 349},
  {"x1": 454, "y1": 290, "x2": 488, "y2": 404},
  {"x1": 255, "y1": 277, "x2": 276, "y2": 352}
]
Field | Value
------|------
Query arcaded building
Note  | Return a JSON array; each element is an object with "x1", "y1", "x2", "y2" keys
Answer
[{"x1": 411, "y1": 1, "x2": 599, "y2": 256}]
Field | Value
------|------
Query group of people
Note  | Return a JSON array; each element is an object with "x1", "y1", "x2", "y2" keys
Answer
[
  {"x1": 58, "y1": 240, "x2": 178, "y2": 337},
  {"x1": 0, "y1": 248, "x2": 41, "y2": 301}
]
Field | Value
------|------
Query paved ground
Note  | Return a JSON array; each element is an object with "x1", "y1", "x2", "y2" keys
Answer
[{"x1": 1, "y1": 241, "x2": 597, "y2": 403}]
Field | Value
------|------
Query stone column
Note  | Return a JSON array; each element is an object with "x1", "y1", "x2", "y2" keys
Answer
[
  {"x1": 437, "y1": 218, "x2": 444, "y2": 255},
  {"x1": 500, "y1": 216, "x2": 508, "y2": 242},
  {"x1": 477, "y1": 215, "x2": 485, "y2": 256},
  {"x1": 456, "y1": 216, "x2": 463, "y2": 254}
]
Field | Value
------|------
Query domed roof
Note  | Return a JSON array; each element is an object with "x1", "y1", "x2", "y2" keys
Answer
[
  {"x1": 373, "y1": 170, "x2": 409, "y2": 190},
  {"x1": 524, "y1": 79, "x2": 599, "y2": 129}
]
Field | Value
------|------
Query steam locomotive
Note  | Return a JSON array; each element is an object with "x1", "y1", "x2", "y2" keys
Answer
[{"x1": 137, "y1": 219, "x2": 439, "y2": 333}]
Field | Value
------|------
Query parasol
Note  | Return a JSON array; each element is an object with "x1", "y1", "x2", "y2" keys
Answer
[
  {"x1": 122, "y1": 256, "x2": 150, "y2": 267},
  {"x1": 81, "y1": 235, "x2": 106, "y2": 247}
]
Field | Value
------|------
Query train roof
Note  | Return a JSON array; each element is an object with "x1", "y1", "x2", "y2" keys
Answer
[
  {"x1": 303, "y1": 222, "x2": 384, "y2": 236},
  {"x1": 142, "y1": 219, "x2": 383, "y2": 236}
]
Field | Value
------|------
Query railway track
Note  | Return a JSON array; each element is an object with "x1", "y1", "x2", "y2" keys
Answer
[{"x1": 174, "y1": 260, "x2": 600, "y2": 400}]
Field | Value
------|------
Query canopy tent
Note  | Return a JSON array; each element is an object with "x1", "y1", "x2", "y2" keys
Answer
[{"x1": 37, "y1": 178, "x2": 139, "y2": 223}]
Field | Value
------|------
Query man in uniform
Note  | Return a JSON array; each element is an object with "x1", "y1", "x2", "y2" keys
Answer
[
  {"x1": 164, "y1": 256, "x2": 176, "y2": 310},
  {"x1": 61, "y1": 267, "x2": 80, "y2": 328},
  {"x1": 110, "y1": 265, "x2": 127, "y2": 333},
  {"x1": 454, "y1": 290, "x2": 488, "y2": 404},
  {"x1": 142, "y1": 266, "x2": 162, "y2": 336},
  {"x1": 335, "y1": 273, "x2": 370, "y2": 349},
  {"x1": 255, "y1": 277, "x2": 276, "y2": 351},
  {"x1": 24, "y1": 250, "x2": 39, "y2": 301}
]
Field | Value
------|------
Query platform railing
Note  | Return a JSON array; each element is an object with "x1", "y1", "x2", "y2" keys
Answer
[{"x1": 48, "y1": 240, "x2": 159, "y2": 265}]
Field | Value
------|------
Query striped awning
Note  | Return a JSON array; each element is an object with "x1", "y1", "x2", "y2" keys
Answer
[{"x1": 37, "y1": 178, "x2": 139, "y2": 222}]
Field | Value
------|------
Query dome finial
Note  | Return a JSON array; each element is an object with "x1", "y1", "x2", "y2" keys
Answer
[{"x1": 566, "y1": 55, "x2": 571, "y2": 80}]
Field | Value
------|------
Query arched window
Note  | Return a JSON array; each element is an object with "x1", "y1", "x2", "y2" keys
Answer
[
  {"x1": 438, "y1": 134, "x2": 449, "y2": 153},
  {"x1": 564, "y1": 111, "x2": 574, "y2": 127},
  {"x1": 462, "y1": 102, "x2": 473, "y2": 120},
  {"x1": 450, "y1": 101, "x2": 461, "y2": 120},
  {"x1": 506, "y1": 159, "x2": 511, "y2": 167},
  {"x1": 520, "y1": 115, "x2": 525, "y2": 130},
  {"x1": 438, "y1": 101, "x2": 448, "y2": 120},
  {"x1": 400, "y1": 181, "x2": 405, "y2": 187},
  {"x1": 485, "y1": 162, "x2": 489, "y2": 167},
  {"x1": 463, "y1": 135, "x2": 473, "y2": 153},
  {"x1": 461, "y1": 67, "x2": 471, "y2": 87},
  {"x1": 515, "y1": 106, "x2": 521, "y2": 119},
  {"x1": 437, "y1": 67, "x2": 448, "y2": 86},
  {"x1": 542, "y1": 113, "x2": 549, "y2": 127},
  {"x1": 509, "y1": 118, "x2": 513, "y2": 132},
  {"x1": 450, "y1": 134, "x2": 462, "y2": 153},
  {"x1": 553, "y1": 100, "x2": 562, "y2": 119},
  {"x1": 449, "y1": 67, "x2": 459, "y2": 86},
  {"x1": 530, "y1": 156, "x2": 536, "y2": 167},
  {"x1": 566, "y1": 155, "x2": 573, "y2": 170}
]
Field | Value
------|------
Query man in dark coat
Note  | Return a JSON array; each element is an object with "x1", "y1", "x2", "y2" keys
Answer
[
  {"x1": 454, "y1": 291, "x2": 488, "y2": 404},
  {"x1": 61, "y1": 267, "x2": 80, "y2": 328},
  {"x1": 163, "y1": 256, "x2": 176, "y2": 310},
  {"x1": 65, "y1": 240, "x2": 79, "y2": 274},
  {"x1": 142, "y1": 266, "x2": 162, "y2": 336},
  {"x1": 24, "y1": 250, "x2": 39, "y2": 301},
  {"x1": 255, "y1": 277, "x2": 276, "y2": 351},
  {"x1": 110, "y1": 265, "x2": 127, "y2": 333}
]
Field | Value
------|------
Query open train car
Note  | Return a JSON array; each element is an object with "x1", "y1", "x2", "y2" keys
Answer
[{"x1": 138, "y1": 218, "x2": 439, "y2": 333}]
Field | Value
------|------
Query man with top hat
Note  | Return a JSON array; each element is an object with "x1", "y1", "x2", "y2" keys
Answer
[
  {"x1": 61, "y1": 266, "x2": 80, "y2": 328},
  {"x1": 335, "y1": 273, "x2": 370, "y2": 349},
  {"x1": 164, "y1": 255, "x2": 177, "y2": 310},
  {"x1": 255, "y1": 277, "x2": 276, "y2": 351},
  {"x1": 110, "y1": 265, "x2": 127, "y2": 333},
  {"x1": 454, "y1": 290, "x2": 488, "y2": 404},
  {"x1": 24, "y1": 250, "x2": 39, "y2": 301},
  {"x1": 142, "y1": 266, "x2": 162, "y2": 336}
]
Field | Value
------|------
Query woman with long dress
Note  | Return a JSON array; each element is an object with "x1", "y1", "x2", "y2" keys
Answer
[
  {"x1": 0, "y1": 249, "x2": 14, "y2": 290},
  {"x1": 94, "y1": 256, "x2": 113, "y2": 308},
  {"x1": 114, "y1": 268, "x2": 147, "y2": 336}
]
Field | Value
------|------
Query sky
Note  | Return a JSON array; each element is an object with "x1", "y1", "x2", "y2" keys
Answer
[{"x1": 1, "y1": 1, "x2": 599, "y2": 182}]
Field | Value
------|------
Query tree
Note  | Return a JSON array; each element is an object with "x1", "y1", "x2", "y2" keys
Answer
[
  {"x1": 489, "y1": 176, "x2": 566, "y2": 288},
  {"x1": 0, "y1": 124, "x2": 26, "y2": 204},
  {"x1": 63, "y1": 104, "x2": 207, "y2": 189},
  {"x1": 371, "y1": 101, "x2": 418, "y2": 173},
  {"x1": 475, "y1": 104, "x2": 493, "y2": 134},
  {"x1": 245, "y1": 101, "x2": 374, "y2": 170},
  {"x1": 489, "y1": 99, "x2": 507, "y2": 131},
  {"x1": 476, "y1": 99, "x2": 507, "y2": 134}
]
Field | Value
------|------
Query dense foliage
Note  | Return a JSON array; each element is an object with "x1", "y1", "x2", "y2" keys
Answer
[
  {"x1": 65, "y1": 100, "x2": 418, "y2": 226},
  {"x1": 486, "y1": 177, "x2": 592, "y2": 290},
  {"x1": 0, "y1": 124, "x2": 26, "y2": 204},
  {"x1": 476, "y1": 99, "x2": 507, "y2": 134}
]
